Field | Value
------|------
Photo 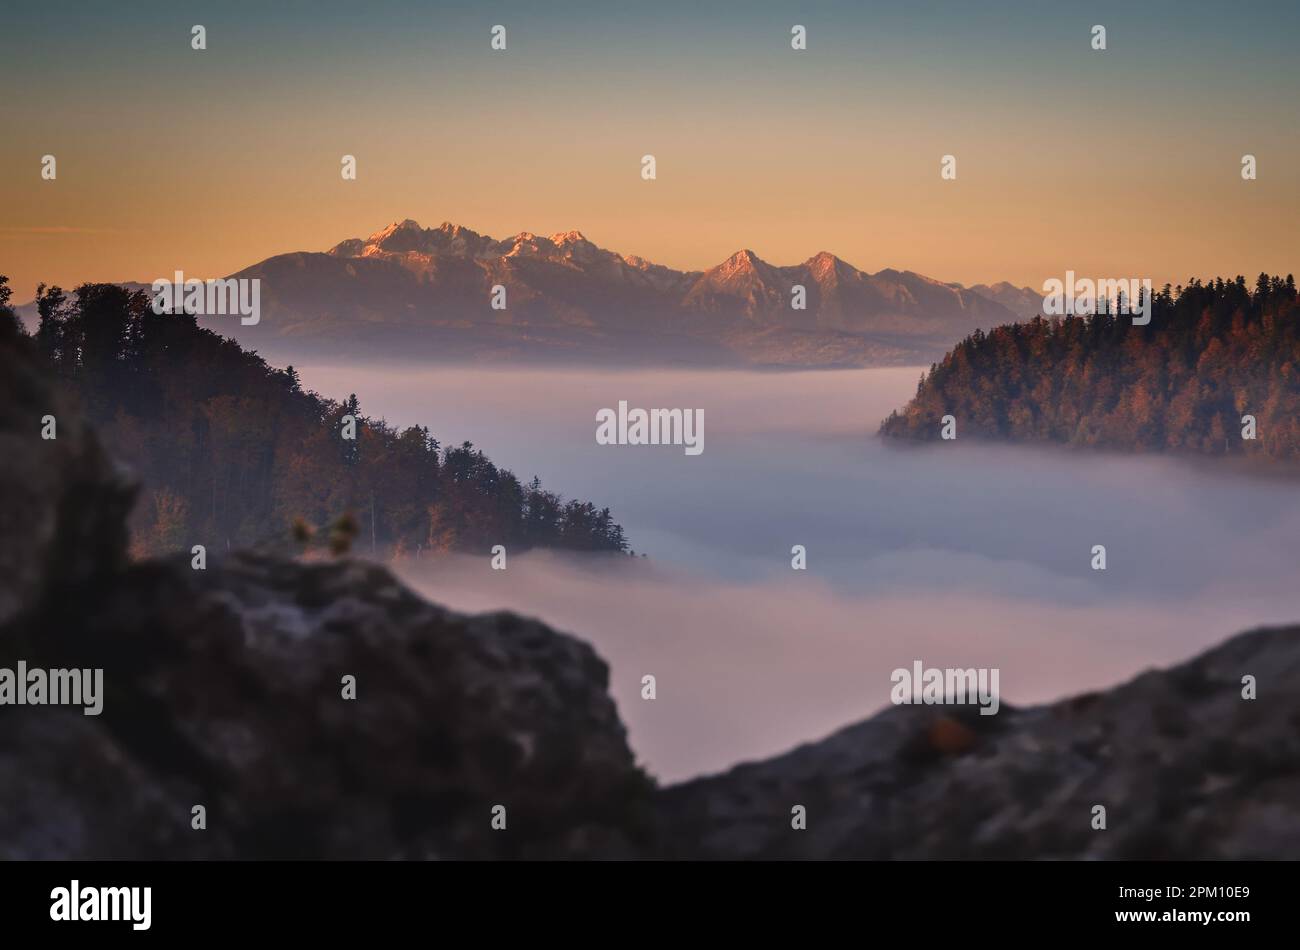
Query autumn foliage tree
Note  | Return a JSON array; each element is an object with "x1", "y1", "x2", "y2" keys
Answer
[
  {"x1": 10, "y1": 278, "x2": 630, "y2": 558},
  {"x1": 881, "y1": 275, "x2": 1300, "y2": 460}
]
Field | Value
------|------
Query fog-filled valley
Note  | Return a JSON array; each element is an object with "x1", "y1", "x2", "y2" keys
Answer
[{"x1": 291, "y1": 363, "x2": 1300, "y2": 781}]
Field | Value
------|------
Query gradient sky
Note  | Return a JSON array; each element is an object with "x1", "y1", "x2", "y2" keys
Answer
[{"x1": 2, "y1": 0, "x2": 1297, "y2": 302}]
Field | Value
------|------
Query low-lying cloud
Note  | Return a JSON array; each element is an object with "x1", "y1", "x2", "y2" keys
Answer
[{"x1": 296, "y1": 362, "x2": 1300, "y2": 782}]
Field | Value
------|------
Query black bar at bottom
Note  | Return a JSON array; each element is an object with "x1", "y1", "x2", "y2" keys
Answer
[{"x1": 0, "y1": 860, "x2": 1281, "y2": 937}]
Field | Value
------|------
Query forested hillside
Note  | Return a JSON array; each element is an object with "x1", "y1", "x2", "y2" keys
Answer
[
  {"x1": 880, "y1": 274, "x2": 1300, "y2": 460},
  {"x1": 4, "y1": 277, "x2": 628, "y2": 558}
]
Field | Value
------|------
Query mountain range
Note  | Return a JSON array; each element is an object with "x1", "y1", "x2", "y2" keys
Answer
[{"x1": 19, "y1": 220, "x2": 1044, "y2": 367}]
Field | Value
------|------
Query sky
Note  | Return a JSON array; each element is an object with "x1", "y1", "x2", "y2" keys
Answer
[{"x1": 2, "y1": 0, "x2": 1297, "y2": 302}]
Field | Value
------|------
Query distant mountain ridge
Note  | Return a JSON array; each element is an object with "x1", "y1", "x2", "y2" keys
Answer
[
  {"x1": 961, "y1": 281, "x2": 1044, "y2": 321},
  {"x1": 220, "y1": 218, "x2": 1035, "y2": 366},
  {"x1": 18, "y1": 220, "x2": 1041, "y2": 367}
]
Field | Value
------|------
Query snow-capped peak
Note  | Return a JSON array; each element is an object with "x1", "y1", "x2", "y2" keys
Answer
[
  {"x1": 550, "y1": 230, "x2": 589, "y2": 246},
  {"x1": 366, "y1": 219, "x2": 425, "y2": 244}
]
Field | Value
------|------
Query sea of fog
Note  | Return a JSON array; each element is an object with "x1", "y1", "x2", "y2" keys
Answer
[{"x1": 293, "y1": 362, "x2": 1300, "y2": 782}]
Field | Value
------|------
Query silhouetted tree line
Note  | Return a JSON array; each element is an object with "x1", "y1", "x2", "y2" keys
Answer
[
  {"x1": 6, "y1": 278, "x2": 630, "y2": 558},
  {"x1": 881, "y1": 274, "x2": 1300, "y2": 459},
  {"x1": 0, "y1": 276, "x2": 16, "y2": 336}
]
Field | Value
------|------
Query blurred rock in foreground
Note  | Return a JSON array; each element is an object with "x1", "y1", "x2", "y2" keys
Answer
[
  {"x1": 660, "y1": 625, "x2": 1300, "y2": 859},
  {"x1": 2, "y1": 553, "x2": 653, "y2": 859}
]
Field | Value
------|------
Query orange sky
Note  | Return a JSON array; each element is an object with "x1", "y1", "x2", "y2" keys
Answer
[{"x1": 3, "y1": 1, "x2": 1297, "y2": 301}]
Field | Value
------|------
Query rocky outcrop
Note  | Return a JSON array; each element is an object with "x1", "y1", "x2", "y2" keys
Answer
[
  {"x1": 659, "y1": 626, "x2": 1300, "y2": 859},
  {"x1": 2, "y1": 553, "x2": 654, "y2": 859},
  {"x1": 3, "y1": 329, "x2": 1298, "y2": 859}
]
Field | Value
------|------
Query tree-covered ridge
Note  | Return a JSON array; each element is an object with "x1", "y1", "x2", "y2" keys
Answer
[
  {"x1": 11, "y1": 278, "x2": 629, "y2": 558},
  {"x1": 880, "y1": 274, "x2": 1300, "y2": 460}
]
